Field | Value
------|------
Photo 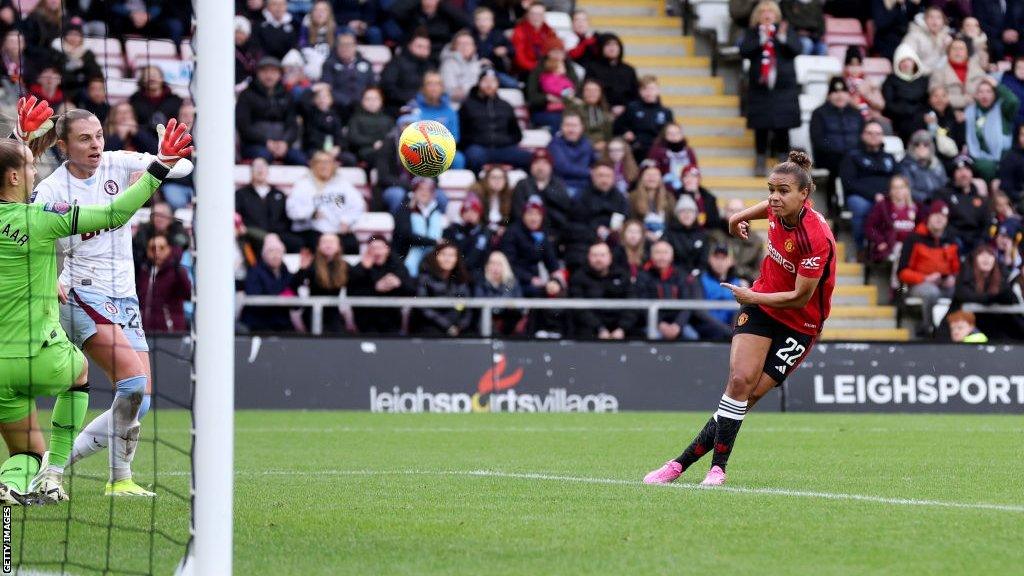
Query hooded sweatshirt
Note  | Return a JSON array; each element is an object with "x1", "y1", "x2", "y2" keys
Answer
[
  {"x1": 439, "y1": 46, "x2": 483, "y2": 103},
  {"x1": 883, "y1": 44, "x2": 930, "y2": 139},
  {"x1": 900, "y1": 14, "x2": 952, "y2": 74}
]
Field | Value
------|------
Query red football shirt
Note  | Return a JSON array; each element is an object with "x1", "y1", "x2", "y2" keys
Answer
[{"x1": 751, "y1": 205, "x2": 837, "y2": 335}]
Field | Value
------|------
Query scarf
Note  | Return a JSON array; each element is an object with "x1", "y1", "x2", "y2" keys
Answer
[
  {"x1": 759, "y1": 24, "x2": 777, "y2": 86},
  {"x1": 950, "y1": 59, "x2": 968, "y2": 84}
]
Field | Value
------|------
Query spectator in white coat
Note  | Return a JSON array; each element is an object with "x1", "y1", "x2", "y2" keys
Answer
[{"x1": 286, "y1": 150, "x2": 365, "y2": 254}]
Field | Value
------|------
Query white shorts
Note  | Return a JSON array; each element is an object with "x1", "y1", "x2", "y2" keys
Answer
[{"x1": 61, "y1": 288, "x2": 150, "y2": 352}]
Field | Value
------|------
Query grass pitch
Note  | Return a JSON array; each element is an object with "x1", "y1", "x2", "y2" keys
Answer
[{"x1": 11, "y1": 410, "x2": 1024, "y2": 575}]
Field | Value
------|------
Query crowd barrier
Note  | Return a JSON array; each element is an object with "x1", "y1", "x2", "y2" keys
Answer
[{"x1": 118, "y1": 336, "x2": 1024, "y2": 415}]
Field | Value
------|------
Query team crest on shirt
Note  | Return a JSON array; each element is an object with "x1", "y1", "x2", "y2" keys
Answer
[
  {"x1": 784, "y1": 239, "x2": 795, "y2": 253},
  {"x1": 736, "y1": 312, "x2": 749, "y2": 327},
  {"x1": 104, "y1": 302, "x2": 118, "y2": 315},
  {"x1": 103, "y1": 180, "x2": 119, "y2": 195}
]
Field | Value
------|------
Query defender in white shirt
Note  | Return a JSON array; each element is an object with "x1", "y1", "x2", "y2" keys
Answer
[{"x1": 31, "y1": 109, "x2": 180, "y2": 497}]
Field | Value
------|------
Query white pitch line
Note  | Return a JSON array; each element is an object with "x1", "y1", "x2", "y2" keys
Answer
[
  {"x1": 151, "y1": 468, "x2": 1024, "y2": 514},
  {"x1": 154, "y1": 426, "x2": 1020, "y2": 434}
]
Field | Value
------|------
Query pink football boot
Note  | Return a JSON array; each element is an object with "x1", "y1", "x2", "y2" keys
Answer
[
  {"x1": 699, "y1": 465, "x2": 727, "y2": 487},
  {"x1": 643, "y1": 461, "x2": 683, "y2": 484}
]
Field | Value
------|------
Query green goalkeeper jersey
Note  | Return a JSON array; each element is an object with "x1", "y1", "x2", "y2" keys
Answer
[{"x1": 0, "y1": 163, "x2": 168, "y2": 358}]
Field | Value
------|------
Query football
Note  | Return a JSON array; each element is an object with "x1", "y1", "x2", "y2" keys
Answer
[{"x1": 398, "y1": 120, "x2": 456, "y2": 178}]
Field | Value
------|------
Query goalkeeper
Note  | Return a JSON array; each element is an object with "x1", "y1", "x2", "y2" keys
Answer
[{"x1": 0, "y1": 111, "x2": 192, "y2": 505}]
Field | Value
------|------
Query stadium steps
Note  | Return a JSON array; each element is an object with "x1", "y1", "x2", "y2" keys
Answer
[{"x1": 820, "y1": 327, "x2": 910, "y2": 341}]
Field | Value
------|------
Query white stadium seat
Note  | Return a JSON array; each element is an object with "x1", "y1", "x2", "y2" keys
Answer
[
  {"x1": 125, "y1": 39, "x2": 179, "y2": 68},
  {"x1": 693, "y1": 0, "x2": 731, "y2": 46},
  {"x1": 519, "y1": 129, "x2": 552, "y2": 150},
  {"x1": 498, "y1": 88, "x2": 525, "y2": 108},
  {"x1": 507, "y1": 169, "x2": 527, "y2": 188},
  {"x1": 84, "y1": 36, "x2": 123, "y2": 57},
  {"x1": 545, "y1": 12, "x2": 572, "y2": 35},
  {"x1": 359, "y1": 45, "x2": 392, "y2": 74},
  {"x1": 795, "y1": 55, "x2": 842, "y2": 85},
  {"x1": 352, "y1": 212, "x2": 396, "y2": 242},
  {"x1": 883, "y1": 135, "x2": 905, "y2": 161},
  {"x1": 438, "y1": 169, "x2": 476, "y2": 201}
]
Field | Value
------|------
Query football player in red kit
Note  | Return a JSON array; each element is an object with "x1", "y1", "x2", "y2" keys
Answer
[{"x1": 644, "y1": 151, "x2": 836, "y2": 486}]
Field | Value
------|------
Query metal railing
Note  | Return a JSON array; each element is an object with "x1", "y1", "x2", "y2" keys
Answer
[{"x1": 239, "y1": 295, "x2": 741, "y2": 338}]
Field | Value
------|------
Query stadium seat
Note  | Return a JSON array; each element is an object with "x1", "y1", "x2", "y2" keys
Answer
[
  {"x1": 175, "y1": 207, "x2": 194, "y2": 229},
  {"x1": 130, "y1": 207, "x2": 151, "y2": 229},
  {"x1": 181, "y1": 40, "x2": 194, "y2": 61},
  {"x1": 84, "y1": 36, "x2": 123, "y2": 58},
  {"x1": 693, "y1": 0, "x2": 732, "y2": 47},
  {"x1": 519, "y1": 129, "x2": 552, "y2": 150},
  {"x1": 106, "y1": 78, "x2": 140, "y2": 105},
  {"x1": 498, "y1": 88, "x2": 525, "y2": 108},
  {"x1": 789, "y1": 124, "x2": 812, "y2": 159},
  {"x1": 282, "y1": 253, "x2": 302, "y2": 273},
  {"x1": 234, "y1": 165, "x2": 251, "y2": 186},
  {"x1": 508, "y1": 169, "x2": 527, "y2": 188},
  {"x1": 352, "y1": 212, "x2": 396, "y2": 242},
  {"x1": 883, "y1": 135, "x2": 905, "y2": 161},
  {"x1": 799, "y1": 92, "x2": 824, "y2": 121},
  {"x1": 267, "y1": 165, "x2": 310, "y2": 190},
  {"x1": 795, "y1": 55, "x2": 842, "y2": 85},
  {"x1": 339, "y1": 166, "x2": 370, "y2": 198},
  {"x1": 125, "y1": 39, "x2": 179, "y2": 68},
  {"x1": 438, "y1": 169, "x2": 476, "y2": 201},
  {"x1": 17, "y1": 0, "x2": 39, "y2": 16},
  {"x1": 359, "y1": 45, "x2": 392, "y2": 74},
  {"x1": 545, "y1": 12, "x2": 572, "y2": 35}
]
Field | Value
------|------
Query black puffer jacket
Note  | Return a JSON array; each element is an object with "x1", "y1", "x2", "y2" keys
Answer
[
  {"x1": 564, "y1": 184, "x2": 630, "y2": 269},
  {"x1": 584, "y1": 34, "x2": 639, "y2": 108},
  {"x1": 739, "y1": 26, "x2": 802, "y2": 130},
  {"x1": 838, "y1": 146, "x2": 898, "y2": 202},
  {"x1": 569, "y1": 265, "x2": 638, "y2": 337},
  {"x1": 254, "y1": 17, "x2": 299, "y2": 60},
  {"x1": 882, "y1": 74, "x2": 930, "y2": 141},
  {"x1": 664, "y1": 221, "x2": 710, "y2": 274},
  {"x1": 378, "y1": 49, "x2": 431, "y2": 113},
  {"x1": 235, "y1": 81, "x2": 300, "y2": 147},
  {"x1": 613, "y1": 98, "x2": 674, "y2": 158},
  {"x1": 411, "y1": 272, "x2": 474, "y2": 334},
  {"x1": 511, "y1": 176, "x2": 573, "y2": 244},
  {"x1": 809, "y1": 101, "x2": 863, "y2": 164},
  {"x1": 348, "y1": 256, "x2": 416, "y2": 334},
  {"x1": 458, "y1": 86, "x2": 523, "y2": 149}
]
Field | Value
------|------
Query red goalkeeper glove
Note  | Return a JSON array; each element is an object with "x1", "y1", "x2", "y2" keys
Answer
[
  {"x1": 15, "y1": 96, "x2": 54, "y2": 142},
  {"x1": 156, "y1": 118, "x2": 194, "y2": 166}
]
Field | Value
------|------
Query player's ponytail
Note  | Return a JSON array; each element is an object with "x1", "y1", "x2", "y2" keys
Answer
[{"x1": 771, "y1": 150, "x2": 815, "y2": 197}]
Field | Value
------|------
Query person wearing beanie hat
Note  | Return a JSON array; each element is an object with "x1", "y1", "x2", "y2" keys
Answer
[
  {"x1": 511, "y1": 149, "x2": 573, "y2": 246},
  {"x1": 458, "y1": 66, "x2": 533, "y2": 171},
  {"x1": 664, "y1": 192, "x2": 709, "y2": 274},
  {"x1": 443, "y1": 193, "x2": 493, "y2": 273},
  {"x1": 674, "y1": 193, "x2": 698, "y2": 214},
  {"x1": 236, "y1": 48, "x2": 307, "y2": 165},
  {"x1": 810, "y1": 75, "x2": 863, "y2": 203},
  {"x1": 897, "y1": 197, "x2": 960, "y2": 336},
  {"x1": 501, "y1": 196, "x2": 562, "y2": 297},
  {"x1": 842, "y1": 45, "x2": 886, "y2": 122},
  {"x1": 235, "y1": 14, "x2": 263, "y2": 87},
  {"x1": 935, "y1": 155, "x2": 989, "y2": 253}
]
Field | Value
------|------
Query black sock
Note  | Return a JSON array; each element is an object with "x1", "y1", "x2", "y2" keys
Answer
[
  {"x1": 673, "y1": 417, "x2": 717, "y2": 470},
  {"x1": 711, "y1": 416, "x2": 744, "y2": 470}
]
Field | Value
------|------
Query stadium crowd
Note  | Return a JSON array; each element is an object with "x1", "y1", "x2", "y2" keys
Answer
[{"x1": 226, "y1": 0, "x2": 1024, "y2": 340}]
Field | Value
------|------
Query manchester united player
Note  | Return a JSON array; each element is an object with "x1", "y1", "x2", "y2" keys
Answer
[{"x1": 644, "y1": 151, "x2": 836, "y2": 486}]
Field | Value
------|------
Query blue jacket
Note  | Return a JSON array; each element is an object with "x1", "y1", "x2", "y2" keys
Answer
[
  {"x1": 242, "y1": 261, "x2": 294, "y2": 332},
  {"x1": 700, "y1": 272, "x2": 741, "y2": 325},
  {"x1": 547, "y1": 133, "x2": 595, "y2": 192},
  {"x1": 413, "y1": 92, "x2": 461, "y2": 143}
]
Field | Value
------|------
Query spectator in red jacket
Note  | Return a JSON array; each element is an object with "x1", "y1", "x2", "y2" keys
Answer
[
  {"x1": 898, "y1": 200, "x2": 960, "y2": 335},
  {"x1": 511, "y1": 1, "x2": 560, "y2": 75},
  {"x1": 864, "y1": 175, "x2": 921, "y2": 265},
  {"x1": 137, "y1": 234, "x2": 192, "y2": 333}
]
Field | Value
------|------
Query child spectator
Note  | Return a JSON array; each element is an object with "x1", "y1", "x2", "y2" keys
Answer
[
  {"x1": 411, "y1": 243, "x2": 474, "y2": 337},
  {"x1": 320, "y1": 31, "x2": 374, "y2": 122},
  {"x1": 242, "y1": 234, "x2": 296, "y2": 332},
  {"x1": 459, "y1": 69, "x2": 531, "y2": 171},
  {"x1": 614, "y1": 75, "x2": 674, "y2": 161},
  {"x1": 471, "y1": 7, "x2": 517, "y2": 86},
  {"x1": 347, "y1": 87, "x2": 395, "y2": 166},
  {"x1": 380, "y1": 33, "x2": 433, "y2": 116},
  {"x1": 501, "y1": 200, "x2": 561, "y2": 297},
  {"x1": 629, "y1": 160, "x2": 674, "y2": 242},
  {"x1": 947, "y1": 310, "x2": 988, "y2": 342},
  {"x1": 898, "y1": 131, "x2": 946, "y2": 205},
  {"x1": 839, "y1": 120, "x2": 897, "y2": 251},
  {"x1": 900, "y1": 6, "x2": 952, "y2": 74},
  {"x1": 237, "y1": 57, "x2": 307, "y2": 165},
  {"x1": 471, "y1": 165, "x2": 515, "y2": 231},
  {"x1": 547, "y1": 111, "x2": 596, "y2": 196},
  {"x1": 739, "y1": 1, "x2": 802, "y2": 175},
  {"x1": 700, "y1": 244, "x2": 745, "y2": 326},
  {"x1": 934, "y1": 157, "x2": 991, "y2": 253},
  {"x1": 565, "y1": 78, "x2": 614, "y2": 147},
  {"x1": 254, "y1": 0, "x2": 299, "y2": 60},
  {"x1": 105, "y1": 102, "x2": 158, "y2": 155},
  {"x1": 443, "y1": 193, "x2": 493, "y2": 273},
  {"x1": 647, "y1": 123, "x2": 698, "y2": 193},
  {"x1": 600, "y1": 137, "x2": 639, "y2": 196},
  {"x1": 882, "y1": 45, "x2": 930, "y2": 142},
  {"x1": 570, "y1": 241, "x2": 637, "y2": 340},
  {"x1": 474, "y1": 251, "x2": 524, "y2": 336},
  {"x1": 928, "y1": 37, "x2": 985, "y2": 111},
  {"x1": 639, "y1": 240, "x2": 730, "y2": 341},
  {"x1": 842, "y1": 47, "x2": 887, "y2": 124},
  {"x1": 236, "y1": 158, "x2": 302, "y2": 253},
  {"x1": 898, "y1": 200, "x2": 960, "y2": 335},
  {"x1": 865, "y1": 175, "x2": 921, "y2": 265},
  {"x1": 965, "y1": 77, "x2": 1021, "y2": 181},
  {"x1": 301, "y1": 84, "x2": 354, "y2": 164},
  {"x1": 511, "y1": 1, "x2": 560, "y2": 75},
  {"x1": 585, "y1": 33, "x2": 639, "y2": 114},
  {"x1": 664, "y1": 193, "x2": 710, "y2": 274},
  {"x1": 526, "y1": 46, "x2": 579, "y2": 133},
  {"x1": 348, "y1": 237, "x2": 416, "y2": 334},
  {"x1": 137, "y1": 234, "x2": 192, "y2": 334},
  {"x1": 290, "y1": 233, "x2": 349, "y2": 333},
  {"x1": 286, "y1": 151, "x2": 366, "y2": 253},
  {"x1": 393, "y1": 177, "x2": 446, "y2": 277},
  {"x1": 440, "y1": 30, "x2": 484, "y2": 103},
  {"x1": 410, "y1": 70, "x2": 466, "y2": 169}
]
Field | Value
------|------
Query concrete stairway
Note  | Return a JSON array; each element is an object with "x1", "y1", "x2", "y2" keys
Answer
[{"x1": 579, "y1": 0, "x2": 909, "y2": 341}]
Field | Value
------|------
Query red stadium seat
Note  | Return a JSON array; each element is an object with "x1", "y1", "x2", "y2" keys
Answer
[
  {"x1": 125, "y1": 38, "x2": 179, "y2": 69},
  {"x1": 825, "y1": 17, "x2": 863, "y2": 36},
  {"x1": 438, "y1": 169, "x2": 476, "y2": 202}
]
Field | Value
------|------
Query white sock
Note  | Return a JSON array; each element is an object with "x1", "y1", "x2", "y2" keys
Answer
[
  {"x1": 70, "y1": 409, "x2": 112, "y2": 467},
  {"x1": 109, "y1": 394, "x2": 142, "y2": 482},
  {"x1": 714, "y1": 394, "x2": 747, "y2": 422}
]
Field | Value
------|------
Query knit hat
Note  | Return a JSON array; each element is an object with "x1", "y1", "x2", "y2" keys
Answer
[
  {"x1": 523, "y1": 199, "x2": 546, "y2": 215},
  {"x1": 257, "y1": 56, "x2": 282, "y2": 70},
  {"x1": 478, "y1": 67, "x2": 498, "y2": 82},
  {"x1": 828, "y1": 76, "x2": 849, "y2": 94},
  {"x1": 953, "y1": 155, "x2": 974, "y2": 171},
  {"x1": 681, "y1": 165, "x2": 700, "y2": 179},
  {"x1": 675, "y1": 194, "x2": 697, "y2": 213},
  {"x1": 996, "y1": 217, "x2": 1021, "y2": 238},
  {"x1": 928, "y1": 200, "x2": 949, "y2": 217},
  {"x1": 531, "y1": 148, "x2": 553, "y2": 165},
  {"x1": 281, "y1": 49, "x2": 305, "y2": 68},
  {"x1": 461, "y1": 193, "x2": 483, "y2": 214},
  {"x1": 234, "y1": 16, "x2": 251, "y2": 36}
]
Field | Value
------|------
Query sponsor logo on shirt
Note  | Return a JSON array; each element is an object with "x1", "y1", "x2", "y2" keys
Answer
[
  {"x1": 766, "y1": 241, "x2": 797, "y2": 274},
  {"x1": 43, "y1": 202, "x2": 71, "y2": 215},
  {"x1": 800, "y1": 256, "x2": 822, "y2": 269}
]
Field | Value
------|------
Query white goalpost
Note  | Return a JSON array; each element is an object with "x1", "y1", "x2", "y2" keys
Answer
[{"x1": 187, "y1": 0, "x2": 235, "y2": 573}]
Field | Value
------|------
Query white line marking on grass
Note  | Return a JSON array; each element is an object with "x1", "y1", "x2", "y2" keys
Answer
[
  {"x1": 199, "y1": 468, "x2": 1024, "y2": 514},
  {"x1": 156, "y1": 426, "x2": 1020, "y2": 435}
]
